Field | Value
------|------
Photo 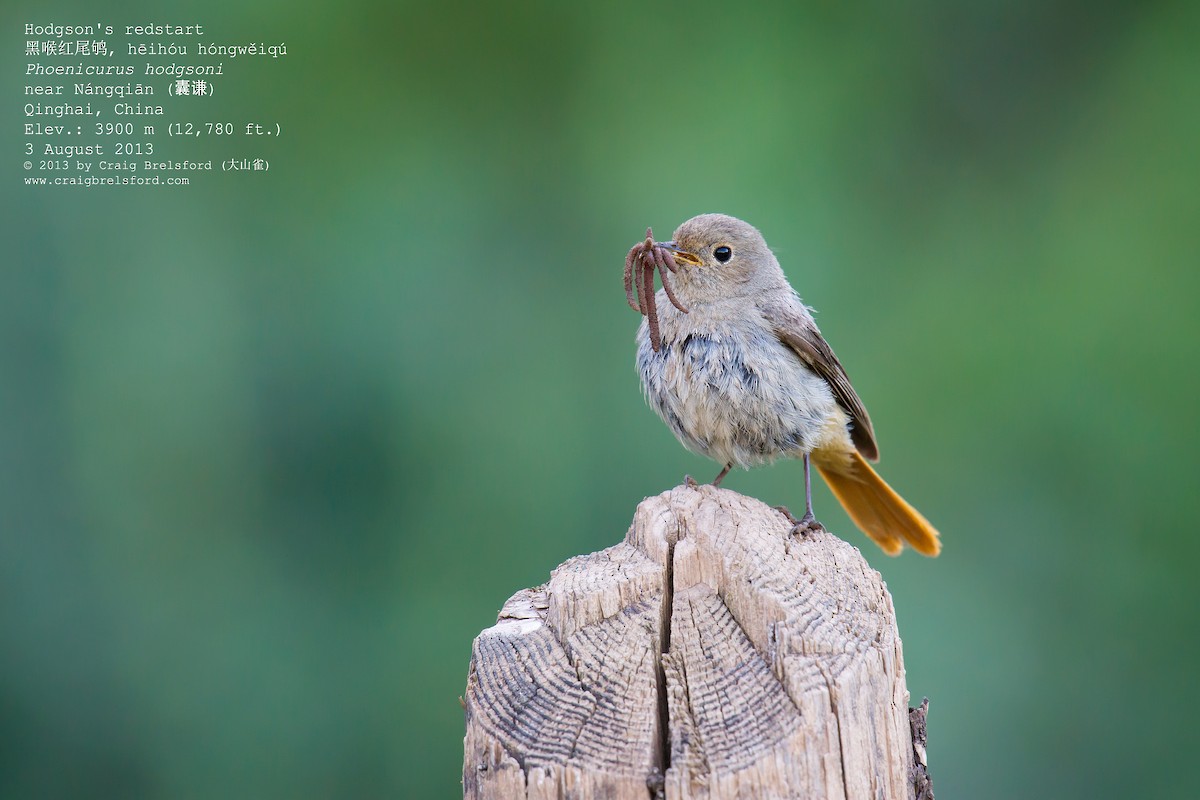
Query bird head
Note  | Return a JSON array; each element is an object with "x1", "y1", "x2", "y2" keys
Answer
[{"x1": 656, "y1": 214, "x2": 784, "y2": 305}]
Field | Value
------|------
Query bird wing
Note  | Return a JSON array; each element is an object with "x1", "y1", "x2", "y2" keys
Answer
[{"x1": 761, "y1": 294, "x2": 879, "y2": 461}]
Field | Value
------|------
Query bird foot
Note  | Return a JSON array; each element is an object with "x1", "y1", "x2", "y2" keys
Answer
[
  {"x1": 684, "y1": 475, "x2": 699, "y2": 489},
  {"x1": 791, "y1": 517, "x2": 825, "y2": 537},
  {"x1": 775, "y1": 505, "x2": 825, "y2": 537}
]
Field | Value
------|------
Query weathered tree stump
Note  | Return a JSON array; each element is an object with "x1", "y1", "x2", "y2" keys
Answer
[{"x1": 463, "y1": 486, "x2": 930, "y2": 799}]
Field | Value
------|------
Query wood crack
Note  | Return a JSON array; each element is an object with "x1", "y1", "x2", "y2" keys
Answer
[
  {"x1": 462, "y1": 486, "x2": 928, "y2": 799},
  {"x1": 655, "y1": 512, "x2": 676, "y2": 785}
]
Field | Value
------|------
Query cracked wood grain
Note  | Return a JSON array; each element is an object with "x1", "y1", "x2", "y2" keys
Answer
[{"x1": 462, "y1": 486, "x2": 927, "y2": 799}]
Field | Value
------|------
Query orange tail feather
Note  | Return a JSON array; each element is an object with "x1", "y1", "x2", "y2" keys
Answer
[{"x1": 813, "y1": 449, "x2": 941, "y2": 557}]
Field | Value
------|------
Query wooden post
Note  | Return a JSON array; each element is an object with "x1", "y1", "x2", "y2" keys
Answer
[{"x1": 463, "y1": 486, "x2": 932, "y2": 799}]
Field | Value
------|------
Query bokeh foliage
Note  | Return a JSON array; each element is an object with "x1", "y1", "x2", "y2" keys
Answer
[{"x1": 3, "y1": 0, "x2": 1198, "y2": 797}]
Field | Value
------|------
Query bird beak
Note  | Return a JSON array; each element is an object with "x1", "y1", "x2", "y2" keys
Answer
[{"x1": 655, "y1": 241, "x2": 703, "y2": 267}]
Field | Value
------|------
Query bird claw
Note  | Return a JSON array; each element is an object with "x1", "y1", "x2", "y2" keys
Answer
[
  {"x1": 775, "y1": 505, "x2": 824, "y2": 537},
  {"x1": 790, "y1": 518, "x2": 825, "y2": 537}
]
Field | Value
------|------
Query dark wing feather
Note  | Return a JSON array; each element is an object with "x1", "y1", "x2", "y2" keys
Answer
[{"x1": 764, "y1": 298, "x2": 879, "y2": 461}]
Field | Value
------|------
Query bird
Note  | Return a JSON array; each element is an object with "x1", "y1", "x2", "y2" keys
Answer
[{"x1": 627, "y1": 213, "x2": 940, "y2": 556}]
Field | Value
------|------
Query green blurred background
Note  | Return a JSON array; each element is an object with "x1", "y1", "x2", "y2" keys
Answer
[{"x1": 4, "y1": 0, "x2": 1198, "y2": 797}]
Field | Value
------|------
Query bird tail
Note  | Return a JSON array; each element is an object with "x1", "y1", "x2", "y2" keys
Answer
[{"x1": 813, "y1": 449, "x2": 941, "y2": 557}]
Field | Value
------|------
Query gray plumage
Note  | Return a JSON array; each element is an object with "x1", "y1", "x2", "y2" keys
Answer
[
  {"x1": 629, "y1": 213, "x2": 941, "y2": 556},
  {"x1": 636, "y1": 214, "x2": 869, "y2": 473}
]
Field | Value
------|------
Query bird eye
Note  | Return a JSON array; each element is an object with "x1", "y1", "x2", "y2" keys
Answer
[{"x1": 714, "y1": 246, "x2": 732, "y2": 263}]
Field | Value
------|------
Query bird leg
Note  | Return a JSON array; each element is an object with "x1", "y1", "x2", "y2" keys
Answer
[
  {"x1": 711, "y1": 463, "x2": 732, "y2": 487},
  {"x1": 684, "y1": 462, "x2": 732, "y2": 490},
  {"x1": 778, "y1": 453, "x2": 824, "y2": 535}
]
